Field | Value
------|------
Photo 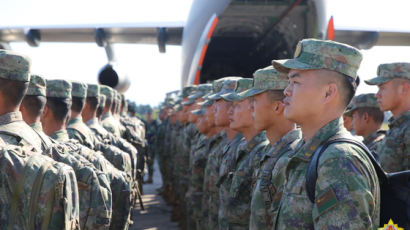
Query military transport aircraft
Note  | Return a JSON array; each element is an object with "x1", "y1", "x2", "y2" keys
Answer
[{"x1": 1, "y1": 0, "x2": 409, "y2": 92}]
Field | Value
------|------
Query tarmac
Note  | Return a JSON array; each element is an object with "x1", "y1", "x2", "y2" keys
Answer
[{"x1": 131, "y1": 161, "x2": 179, "y2": 230}]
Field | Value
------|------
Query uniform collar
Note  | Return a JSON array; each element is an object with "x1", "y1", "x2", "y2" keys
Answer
[
  {"x1": 291, "y1": 117, "x2": 345, "y2": 160},
  {"x1": 241, "y1": 131, "x2": 266, "y2": 153},
  {"x1": 389, "y1": 110, "x2": 410, "y2": 129},
  {"x1": 0, "y1": 111, "x2": 23, "y2": 125},
  {"x1": 85, "y1": 118, "x2": 99, "y2": 126},
  {"x1": 67, "y1": 116, "x2": 83, "y2": 126},
  {"x1": 266, "y1": 129, "x2": 302, "y2": 157},
  {"x1": 29, "y1": 121, "x2": 43, "y2": 132},
  {"x1": 50, "y1": 129, "x2": 70, "y2": 141}
]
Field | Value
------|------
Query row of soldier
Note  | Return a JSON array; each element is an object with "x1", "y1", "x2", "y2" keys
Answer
[
  {"x1": 0, "y1": 49, "x2": 148, "y2": 229},
  {"x1": 152, "y1": 39, "x2": 409, "y2": 230}
]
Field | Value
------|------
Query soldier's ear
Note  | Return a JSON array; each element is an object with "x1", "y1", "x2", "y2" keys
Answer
[
  {"x1": 274, "y1": 101, "x2": 284, "y2": 114},
  {"x1": 323, "y1": 83, "x2": 337, "y2": 104}
]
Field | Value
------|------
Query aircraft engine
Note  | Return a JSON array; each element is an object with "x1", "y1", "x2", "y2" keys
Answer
[{"x1": 97, "y1": 63, "x2": 130, "y2": 93}]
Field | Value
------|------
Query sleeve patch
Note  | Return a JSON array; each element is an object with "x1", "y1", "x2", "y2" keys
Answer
[{"x1": 316, "y1": 188, "x2": 339, "y2": 216}]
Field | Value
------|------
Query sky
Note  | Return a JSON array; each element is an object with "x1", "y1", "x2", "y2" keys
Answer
[{"x1": 3, "y1": 0, "x2": 410, "y2": 106}]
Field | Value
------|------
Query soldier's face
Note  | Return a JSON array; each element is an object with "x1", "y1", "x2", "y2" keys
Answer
[
  {"x1": 252, "y1": 92, "x2": 275, "y2": 131},
  {"x1": 214, "y1": 99, "x2": 230, "y2": 127},
  {"x1": 230, "y1": 99, "x2": 253, "y2": 130},
  {"x1": 206, "y1": 105, "x2": 215, "y2": 127},
  {"x1": 343, "y1": 114, "x2": 353, "y2": 131},
  {"x1": 284, "y1": 69, "x2": 323, "y2": 123},
  {"x1": 351, "y1": 110, "x2": 366, "y2": 136},
  {"x1": 375, "y1": 80, "x2": 399, "y2": 112},
  {"x1": 196, "y1": 116, "x2": 209, "y2": 133}
]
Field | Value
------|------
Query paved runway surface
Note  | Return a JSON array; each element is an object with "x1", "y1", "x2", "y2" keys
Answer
[{"x1": 131, "y1": 161, "x2": 179, "y2": 230}]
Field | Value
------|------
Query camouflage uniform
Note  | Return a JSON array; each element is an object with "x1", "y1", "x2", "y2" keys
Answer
[
  {"x1": 347, "y1": 93, "x2": 386, "y2": 153},
  {"x1": 235, "y1": 66, "x2": 301, "y2": 230},
  {"x1": 363, "y1": 130, "x2": 386, "y2": 152},
  {"x1": 225, "y1": 132, "x2": 267, "y2": 230},
  {"x1": 201, "y1": 130, "x2": 227, "y2": 229},
  {"x1": 376, "y1": 112, "x2": 409, "y2": 172},
  {"x1": 217, "y1": 133, "x2": 243, "y2": 230},
  {"x1": 100, "y1": 86, "x2": 122, "y2": 137},
  {"x1": 0, "y1": 66, "x2": 45, "y2": 152},
  {"x1": 365, "y1": 63, "x2": 410, "y2": 173},
  {"x1": 250, "y1": 129, "x2": 301, "y2": 230},
  {"x1": 67, "y1": 82, "x2": 133, "y2": 229},
  {"x1": 26, "y1": 75, "x2": 111, "y2": 230},
  {"x1": 272, "y1": 39, "x2": 380, "y2": 229},
  {"x1": 186, "y1": 133, "x2": 210, "y2": 229},
  {"x1": 0, "y1": 50, "x2": 80, "y2": 229}
]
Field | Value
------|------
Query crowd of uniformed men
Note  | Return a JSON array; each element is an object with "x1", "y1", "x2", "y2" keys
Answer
[
  {"x1": 0, "y1": 37, "x2": 409, "y2": 230},
  {"x1": 149, "y1": 38, "x2": 409, "y2": 230},
  {"x1": 0, "y1": 49, "x2": 148, "y2": 229}
]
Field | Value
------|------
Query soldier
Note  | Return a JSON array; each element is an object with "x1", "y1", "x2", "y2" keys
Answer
[
  {"x1": 216, "y1": 79, "x2": 254, "y2": 230},
  {"x1": 220, "y1": 78, "x2": 267, "y2": 230},
  {"x1": 0, "y1": 50, "x2": 80, "y2": 229},
  {"x1": 65, "y1": 81, "x2": 133, "y2": 230},
  {"x1": 20, "y1": 74, "x2": 113, "y2": 230},
  {"x1": 185, "y1": 106, "x2": 213, "y2": 230},
  {"x1": 145, "y1": 107, "x2": 158, "y2": 184},
  {"x1": 0, "y1": 50, "x2": 45, "y2": 152},
  {"x1": 271, "y1": 38, "x2": 380, "y2": 229},
  {"x1": 184, "y1": 84, "x2": 212, "y2": 229},
  {"x1": 349, "y1": 93, "x2": 385, "y2": 152},
  {"x1": 242, "y1": 66, "x2": 301, "y2": 230},
  {"x1": 100, "y1": 85, "x2": 122, "y2": 137},
  {"x1": 202, "y1": 77, "x2": 241, "y2": 229},
  {"x1": 365, "y1": 62, "x2": 410, "y2": 172}
]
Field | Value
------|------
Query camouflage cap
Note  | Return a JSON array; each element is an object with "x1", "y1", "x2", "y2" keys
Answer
[
  {"x1": 181, "y1": 85, "x2": 198, "y2": 98},
  {"x1": 365, "y1": 62, "x2": 410, "y2": 85},
  {"x1": 207, "y1": 77, "x2": 242, "y2": 100},
  {"x1": 197, "y1": 99, "x2": 214, "y2": 107},
  {"x1": 238, "y1": 66, "x2": 288, "y2": 99},
  {"x1": 174, "y1": 104, "x2": 182, "y2": 112},
  {"x1": 191, "y1": 107, "x2": 206, "y2": 116},
  {"x1": 46, "y1": 79, "x2": 72, "y2": 99},
  {"x1": 98, "y1": 95, "x2": 106, "y2": 109},
  {"x1": 26, "y1": 74, "x2": 46, "y2": 96},
  {"x1": 349, "y1": 93, "x2": 379, "y2": 112},
  {"x1": 100, "y1": 85, "x2": 114, "y2": 101},
  {"x1": 221, "y1": 78, "x2": 254, "y2": 101},
  {"x1": 272, "y1": 39, "x2": 363, "y2": 80},
  {"x1": 87, "y1": 83, "x2": 100, "y2": 97},
  {"x1": 71, "y1": 81, "x2": 87, "y2": 98},
  {"x1": 0, "y1": 49, "x2": 31, "y2": 82},
  {"x1": 188, "y1": 83, "x2": 212, "y2": 101}
]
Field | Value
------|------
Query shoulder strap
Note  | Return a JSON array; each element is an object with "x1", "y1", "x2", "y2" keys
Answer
[{"x1": 305, "y1": 133, "x2": 387, "y2": 203}]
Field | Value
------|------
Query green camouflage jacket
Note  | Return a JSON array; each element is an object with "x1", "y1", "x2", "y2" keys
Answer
[
  {"x1": 202, "y1": 131, "x2": 227, "y2": 229},
  {"x1": 226, "y1": 132, "x2": 267, "y2": 229},
  {"x1": 102, "y1": 112, "x2": 122, "y2": 137},
  {"x1": 275, "y1": 118, "x2": 380, "y2": 230},
  {"x1": 250, "y1": 129, "x2": 301, "y2": 230},
  {"x1": 363, "y1": 129, "x2": 385, "y2": 153},
  {"x1": 186, "y1": 134, "x2": 209, "y2": 219},
  {"x1": 376, "y1": 111, "x2": 409, "y2": 172},
  {"x1": 0, "y1": 111, "x2": 45, "y2": 152},
  {"x1": 31, "y1": 122, "x2": 112, "y2": 230},
  {"x1": 217, "y1": 133, "x2": 243, "y2": 230}
]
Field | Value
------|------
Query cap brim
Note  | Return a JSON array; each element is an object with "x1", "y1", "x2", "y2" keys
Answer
[
  {"x1": 221, "y1": 92, "x2": 245, "y2": 102},
  {"x1": 191, "y1": 109, "x2": 205, "y2": 116},
  {"x1": 237, "y1": 88, "x2": 266, "y2": 99},
  {"x1": 364, "y1": 76, "x2": 391, "y2": 85},
  {"x1": 182, "y1": 99, "x2": 195, "y2": 106},
  {"x1": 272, "y1": 58, "x2": 319, "y2": 73}
]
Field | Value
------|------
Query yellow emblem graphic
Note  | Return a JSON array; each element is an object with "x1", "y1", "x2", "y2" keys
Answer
[
  {"x1": 378, "y1": 219, "x2": 404, "y2": 230},
  {"x1": 294, "y1": 41, "x2": 302, "y2": 58}
]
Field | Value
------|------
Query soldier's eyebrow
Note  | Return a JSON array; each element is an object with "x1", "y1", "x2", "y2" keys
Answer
[{"x1": 288, "y1": 73, "x2": 300, "y2": 79}]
